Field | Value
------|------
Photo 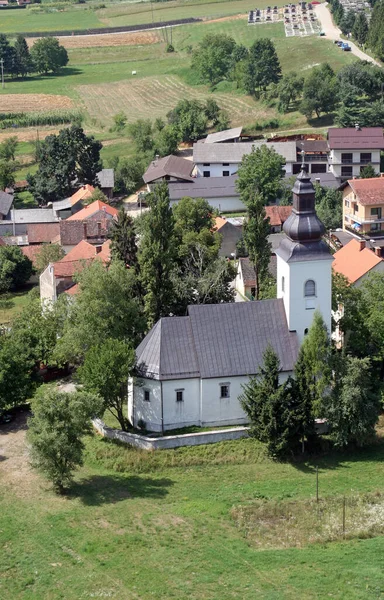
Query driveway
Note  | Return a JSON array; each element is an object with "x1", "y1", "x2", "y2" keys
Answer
[{"x1": 315, "y1": 3, "x2": 381, "y2": 67}]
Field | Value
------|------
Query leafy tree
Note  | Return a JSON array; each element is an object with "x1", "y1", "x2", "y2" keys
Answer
[
  {"x1": 242, "y1": 39, "x2": 281, "y2": 95},
  {"x1": 167, "y1": 99, "x2": 209, "y2": 143},
  {"x1": 353, "y1": 12, "x2": 369, "y2": 45},
  {"x1": 294, "y1": 311, "x2": 332, "y2": 450},
  {"x1": 138, "y1": 182, "x2": 177, "y2": 326},
  {"x1": 0, "y1": 245, "x2": 33, "y2": 292},
  {"x1": 54, "y1": 259, "x2": 145, "y2": 365},
  {"x1": 359, "y1": 272, "x2": 384, "y2": 374},
  {"x1": 155, "y1": 124, "x2": 180, "y2": 156},
  {"x1": 88, "y1": 187, "x2": 108, "y2": 204},
  {"x1": 0, "y1": 332, "x2": 39, "y2": 413},
  {"x1": 277, "y1": 72, "x2": 304, "y2": 113},
  {"x1": 322, "y1": 356, "x2": 381, "y2": 448},
  {"x1": 215, "y1": 110, "x2": 231, "y2": 132},
  {"x1": 108, "y1": 208, "x2": 138, "y2": 267},
  {"x1": 173, "y1": 196, "x2": 214, "y2": 233},
  {"x1": 331, "y1": 271, "x2": 367, "y2": 355},
  {"x1": 30, "y1": 37, "x2": 68, "y2": 74},
  {"x1": 13, "y1": 35, "x2": 32, "y2": 77},
  {"x1": 368, "y1": 0, "x2": 384, "y2": 60},
  {"x1": 314, "y1": 184, "x2": 343, "y2": 230},
  {"x1": 78, "y1": 338, "x2": 135, "y2": 431},
  {"x1": 360, "y1": 164, "x2": 378, "y2": 178},
  {"x1": 112, "y1": 111, "x2": 127, "y2": 133},
  {"x1": 34, "y1": 244, "x2": 65, "y2": 274},
  {"x1": 242, "y1": 194, "x2": 271, "y2": 300},
  {"x1": 337, "y1": 61, "x2": 384, "y2": 100},
  {"x1": 113, "y1": 154, "x2": 150, "y2": 195},
  {"x1": 240, "y1": 345, "x2": 301, "y2": 458},
  {"x1": 28, "y1": 387, "x2": 103, "y2": 493},
  {"x1": 192, "y1": 33, "x2": 237, "y2": 86},
  {"x1": 0, "y1": 136, "x2": 18, "y2": 162},
  {"x1": 27, "y1": 125, "x2": 102, "y2": 204},
  {"x1": 0, "y1": 34, "x2": 16, "y2": 77},
  {"x1": 0, "y1": 159, "x2": 16, "y2": 191},
  {"x1": 300, "y1": 64, "x2": 338, "y2": 119},
  {"x1": 236, "y1": 144, "x2": 285, "y2": 205},
  {"x1": 128, "y1": 119, "x2": 154, "y2": 153},
  {"x1": 205, "y1": 98, "x2": 221, "y2": 125}
]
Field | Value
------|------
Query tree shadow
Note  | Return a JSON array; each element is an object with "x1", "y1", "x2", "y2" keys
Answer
[
  {"x1": 70, "y1": 474, "x2": 174, "y2": 506},
  {"x1": 307, "y1": 113, "x2": 335, "y2": 127},
  {"x1": 7, "y1": 67, "x2": 83, "y2": 84}
]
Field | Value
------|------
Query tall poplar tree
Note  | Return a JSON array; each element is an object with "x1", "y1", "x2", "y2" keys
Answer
[
  {"x1": 13, "y1": 35, "x2": 32, "y2": 77},
  {"x1": 242, "y1": 194, "x2": 271, "y2": 300},
  {"x1": 108, "y1": 209, "x2": 138, "y2": 268}
]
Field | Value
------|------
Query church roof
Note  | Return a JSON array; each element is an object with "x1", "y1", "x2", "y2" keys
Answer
[{"x1": 135, "y1": 300, "x2": 299, "y2": 381}]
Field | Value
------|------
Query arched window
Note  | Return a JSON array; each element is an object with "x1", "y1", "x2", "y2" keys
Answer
[
  {"x1": 304, "y1": 328, "x2": 309, "y2": 336},
  {"x1": 304, "y1": 279, "x2": 316, "y2": 297},
  {"x1": 282, "y1": 276, "x2": 285, "y2": 292}
]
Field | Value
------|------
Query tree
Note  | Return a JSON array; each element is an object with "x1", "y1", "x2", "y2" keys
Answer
[
  {"x1": 339, "y1": 10, "x2": 356, "y2": 36},
  {"x1": 54, "y1": 259, "x2": 145, "y2": 365},
  {"x1": 300, "y1": 64, "x2": 338, "y2": 119},
  {"x1": 13, "y1": 35, "x2": 32, "y2": 77},
  {"x1": 78, "y1": 338, "x2": 135, "y2": 431},
  {"x1": 331, "y1": 271, "x2": 367, "y2": 355},
  {"x1": 167, "y1": 100, "x2": 209, "y2": 143},
  {"x1": 242, "y1": 194, "x2": 272, "y2": 300},
  {"x1": 155, "y1": 124, "x2": 180, "y2": 157},
  {"x1": 0, "y1": 332, "x2": 39, "y2": 413},
  {"x1": 128, "y1": 119, "x2": 154, "y2": 153},
  {"x1": 322, "y1": 356, "x2": 381, "y2": 448},
  {"x1": 239, "y1": 345, "x2": 302, "y2": 458},
  {"x1": 294, "y1": 311, "x2": 332, "y2": 450},
  {"x1": 0, "y1": 136, "x2": 18, "y2": 162},
  {"x1": 353, "y1": 12, "x2": 369, "y2": 45},
  {"x1": 113, "y1": 154, "x2": 150, "y2": 195},
  {"x1": 28, "y1": 387, "x2": 103, "y2": 493},
  {"x1": 34, "y1": 244, "x2": 65, "y2": 274},
  {"x1": 192, "y1": 33, "x2": 237, "y2": 86},
  {"x1": 88, "y1": 187, "x2": 108, "y2": 204},
  {"x1": 360, "y1": 164, "x2": 378, "y2": 178},
  {"x1": 108, "y1": 208, "x2": 138, "y2": 267},
  {"x1": 236, "y1": 144, "x2": 285, "y2": 205},
  {"x1": 277, "y1": 72, "x2": 304, "y2": 113},
  {"x1": 112, "y1": 111, "x2": 127, "y2": 133},
  {"x1": 173, "y1": 196, "x2": 214, "y2": 233},
  {"x1": 0, "y1": 159, "x2": 16, "y2": 191},
  {"x1": 314, "y1": 184, "x2": 343, "y2": 230},
  {"x1": 242, "y1": 39, "x2": 281, "y2": 95},
  {"x1": 0, "y1": 246, "x2": 33, "y2": 292},
  {"x1": 138, "y1": 182, "x2": 177, "y2": 326},
  {"x1": 27, "y1": 125, "x2": 102, "y2": 204},
  {"x1": 368, "y1": 0, "x2": 384, "y2": 60},
  {"x1": 30, "y1": 37, "x2": 69, "y2": 74},
  {"x1": 359, "y1": 272, "x2": 384, "y2": 374},
  {"x1": 0, "y1": 34, "x2": 16, "y2": 77}
]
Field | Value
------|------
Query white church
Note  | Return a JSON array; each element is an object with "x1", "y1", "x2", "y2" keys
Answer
[{"x1": 128, "y1": 168, "x2": 333, "y2": 432}]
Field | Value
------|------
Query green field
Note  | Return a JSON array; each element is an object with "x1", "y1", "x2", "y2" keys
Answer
[
  {"x1": 2, "y1": 420, "x2": 384, "y2": 600},
  {"x1": 0, "y1": 285, "x2": 37, "y2": 325}
]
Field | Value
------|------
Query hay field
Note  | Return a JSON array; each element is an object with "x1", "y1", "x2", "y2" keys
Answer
[
  {"x1": 28, "y1": 30, "x2": 161, "y2": 50},
  {"x1": 0, "y1": 94, "x2": 73, "y2": 113}
]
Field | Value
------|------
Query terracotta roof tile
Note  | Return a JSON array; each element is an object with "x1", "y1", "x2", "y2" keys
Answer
[
  {"x1": 214, "y1": 216, "x2": 228, "y2": 231},
  {"x1": 21, "y1": 244, "x2": 43, "y2": 266},
  {"x1": 328, "y1": 127, "x2": 384, "y2": 150},
  {"x1": 66, "y1": 200, "x2": 118, "y2": 221},
  {"x1": 65, "y1": 283, "x2": 80, "y2": 296},
  {"x1": 53, "y1": 240, "x2": 111, "y2": 278},
  {"x1": 265, "y1": 205, "x2": 293, "y2": 227},
  {"x1": 27, "y1": 223, "x2": 60, "y2": 244},
  {"x1": 347, "y1": 177, "x2": 384, "y2": 206},
  {"x1": 70, "y1": 185, "x2": 95, "y2": 207},
  {"x1": 332, "y1": 238, "x2": 383, "y2": 283}
]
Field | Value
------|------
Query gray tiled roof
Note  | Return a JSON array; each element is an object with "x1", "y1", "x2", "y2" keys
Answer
[
  {"x1": 143, "y1": 155, "x2": 194, "y2": 184},
  {"x1": 53, "y1": 197, "x2": 72, "y2": 211},
  {"x1": 0, "y1": 191, "x2": 13, "y2": 217},
  {"x1": 169, "y1": 175, "x2": 238, "y2": 200},
  {"x1": 193, "y1": 141, "x2": 297, "y2": 164},
  {"x1": 136, "y1": 300, "x2": 299, "y2": 380},
  {"x1": 97, "y1": 168, "x2": 115, "y2": 189},
  {"x1": 10, "y1": 208, "x2": 58, "y2": 224},
  {"x1": 205, "y1": 127, "x2": 242, "y2": 144}
]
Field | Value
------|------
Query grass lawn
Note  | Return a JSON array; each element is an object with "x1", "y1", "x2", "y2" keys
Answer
[
  {"x1": 0, "y1": 285, "x2": 37, "y2": 324},
  {"x1": 2, "y1": 417, "x2": 384, "y2": 599}
]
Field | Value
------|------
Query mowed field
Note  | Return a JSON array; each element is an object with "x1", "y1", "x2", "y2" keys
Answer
[
  {"x1": 0, "y1": 94, "x2": 73, "y2": 112},
  {"x1": 2, "y1": 414, "x2": 384, "y2": 599}
]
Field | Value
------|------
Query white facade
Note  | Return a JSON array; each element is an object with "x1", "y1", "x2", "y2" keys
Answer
[
  {"x1": 277, "y1": 254, "x2": 332, "y2": 344},
  {"x1": 170, "y1": 196, "x2": 245, "y2": 213},
  {"x1": 129, "y1": 372, "x2": 291, "y2": 433},
  {"x1": 329, "y1": 149, "x2": 381, "y2": 179},
  {"x1": 195, "y1": 162, "x2": 292, "y2": 179}
]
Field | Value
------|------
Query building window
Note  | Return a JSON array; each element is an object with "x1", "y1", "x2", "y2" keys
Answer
[
  {"x1": 311, "y1": 163, "x2": 326, "y2": 174},
  {"x1": 370, "y1": 223, "x2": 380, "y2": 231},
  {"x1": 220, "y1": 384, "x2": 230, "y2": 399},
  {"x1": 345, "y1": 199, "x2": 350, "y2": 208},
  {"x1": 203, "y1": 163, "x2": 210, "y2": 166},
  {"x1": 282, "y1": 276, "x2": 285, "y2": 292},
  {"x1": 360, "y1": 152, "x2": 372, "y2": 164},
  {"x1": 371, "y1": 207, "x2": 382, "y2": 218},
  {"x1": 341, "y1": 166, "x2": 353, "y2": 178},
  {"x1": 250, "y1": 287, "x2": 256, "y2": 298},
  {"x1": 223, "y1": 163, "x2": 230, "y2": 166},
  {"x1": 203, "y1": 171, "x2": 210, "y2": 178},
  {"x1": 304, "y1": 279, "x2": 316, "y2": 297},
  {"x1": 223, "y1": 171, "x2": 230, "y2": 177},
  {"x1": 304, "y1": 328, "x2": 309, "y2": 336},
  {"x1": 176, "y1": 389, "x2": 184, "y2": 402},
  {"x1": 144, "y1": 389, "x2": 150, "y2": 402},
  {"x1": 341, "y1": 153, "x2": 353, "y2": 164}
]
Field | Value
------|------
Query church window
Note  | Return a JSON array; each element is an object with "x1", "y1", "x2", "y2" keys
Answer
[
  {"x1": 176, "y1": 390, "x2": 184, "y2": 402},
  {"x1": 282, "y1": 276, "x2": 285, "y2": 292},
  {"x1": 304, "y1": 328, "x2": 309, "y2": 336},
  {"x1": 220, "y1": 384, "x2": 230, "y2": 399},
  {"x1": 304, "y1": 279, "x2": 316, "y2": 297}
]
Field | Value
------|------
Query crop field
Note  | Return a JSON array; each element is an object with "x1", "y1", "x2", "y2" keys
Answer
[
  {"x1": 0, "y1": 94, "x2": 73, "y2": 113},
  {"x1": 28, "y1": 30, "x2": 161, "y2": 50}
]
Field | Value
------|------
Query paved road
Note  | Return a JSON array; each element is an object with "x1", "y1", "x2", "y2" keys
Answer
[{"x1": 315, "y1": 3, "x2": 381, "y2": 67}]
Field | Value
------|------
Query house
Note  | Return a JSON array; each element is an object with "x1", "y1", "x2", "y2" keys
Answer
[
  {"x1": 97, "y1": 169, "x2": 115, "y2": 199},
  {"x1": 130, "y1": 166, "x2": 332, "y2": 432},
  {"x1": 168, "y1": 175, "x2": 243, "y2": 212},
  {"x1": 332, "y1": 239, "x2": 384, "y2": 287},
  {"x1": 51, "y1": 184, "x2": 96, "y2": 220},
  {"x1": 40, "y1": 239, "x2": 111, "y2": 305},
  {"x1": 143, "y1": 155, "x2": 194, "y2": 190},
  {"x1": 0, "y1": 191, "x2": 13, "y2": 219},
  {"x1": 27, "y1": 223, "x2": 60, "y2": 245},
  {"x1": 193, "y1": 141, "x2": 297, "y2": 178},
  {"x1": 328, "y1": 126, "x2": 384, "y2": 180},
  {"x1": 204, "y1": 127, "x2": 243, "y2": 144},
  {"x1": 59, "y1": 200, "x2": 118, "y2": 252},
  {"x1": 294, "y1": 139, "x2": 329, "y2": 175},
  {"x1": 342, "y1": 176, "x2": 384, "y2": 235},
  {"x1": 265, "y1": 205, "x2": 292, "y2": 233},
  {"x1": 0, "y1": 207, "x2": 58, "y2": 236},
  {"x1": 235, "y1": 256, "x2": 277, "y2": 300},
  {"x1": 214, "y1": 216, "x2": 243, "y2": 257}
]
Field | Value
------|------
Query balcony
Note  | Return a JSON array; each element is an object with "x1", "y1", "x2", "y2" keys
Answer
[
  {"x1": 345, "y1": 213, "x2": 384, "y2": 225},
  {"x1": 297, "y1": 155, "x2": 328, "y2": 162}
]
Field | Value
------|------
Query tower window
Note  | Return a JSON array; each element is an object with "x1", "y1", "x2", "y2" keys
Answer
[
  {"x1": 304, "y1": 280, "x2": 316, "y2": 297},
  {"x1": 282, "y1": 276, "x2": 285, "y2": 292},
  {"x1": 304, "y1": 328, "x2": 309, "y2": 336}
]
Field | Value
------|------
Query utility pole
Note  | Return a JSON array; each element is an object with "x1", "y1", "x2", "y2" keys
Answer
[{"x1": 0, "y1": 59, "x2": 4, "y2": 90}]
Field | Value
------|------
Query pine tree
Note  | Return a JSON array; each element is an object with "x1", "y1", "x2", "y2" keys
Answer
[
  {"x1": 109, "y1": 209, "x2": 138, "y2": 267},
  {"x1": 0, "y1": 34, "x2": 16, "y2": 77},
  {"x1": 13, "y1": 35, "x2": 32, "y2": 77},
  {"x1": 353, "y1": 13, "x2": 369, "y2": 46},
  {"x1": 138, "y1": 182, "x2": 177, "y2": 327}
]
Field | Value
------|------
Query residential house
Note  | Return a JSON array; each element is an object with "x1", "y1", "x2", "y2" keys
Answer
[
  {"x1": 97, "y1": 169, "x2": 115, "y2": 199},
  {"x1": 168, "y1": 175, "x2": 242, "y2": 212},
  {"x1": 40, "y1": 239, "x2": 111, "y2": 305},
  {"x1": 342, "y1": 176, "x2": 384, "y2": 235},
  {"x1": 0, "y1": 191, "x2": 13, "y2": 219},
  {"x1": 265, "y1": 205, "x2": 292, "y2": 233},
  {"x1": 294, "y1": 139, "x2": 329, "y2": 175},
  {"x1": 51, "y1": 184, "x2": 96, "y2": 220},
  {"x1": 193, "y1": 141, "x2": 297, "y2": 178},
  {"x1": 143, "y1": 155, "x2": 194, "y2": 191},
  {"x1": 27, "y1": 223, "x2": 60, "y2": 245},
  {"x1": 130, "y1": 167, "x2": 332, "y2": 432},
  {"x1": 204, "y1": 127, "x2": 243, "y2": 144},
  {"x1": 0, "y1": 207, "x2": 58, "y2": 236},
  {"x1": 59, "y1": 200, "x2": 118, "y2": 252},
  {"x1": 332, "y1": 238, "x2": 384, "y2": 287},
  {"x1": 214, "y1": 216, "x2": 243, "y2": 257},
  {"x1": 328, "y1": 126, "x2": 384, "y2": 180},
  {"x1": 235, "y1": 256, "x2": 277, "y2": 300}
]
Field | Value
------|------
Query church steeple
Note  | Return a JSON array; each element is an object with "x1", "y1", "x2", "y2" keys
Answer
[{"x1": 283, "y1": 167, "x2": 325, "y2": 243}]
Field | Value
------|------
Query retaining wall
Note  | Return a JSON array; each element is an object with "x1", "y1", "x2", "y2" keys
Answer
[{"x1": 92, "y1": 419, "x2": 249, "y2": 451}]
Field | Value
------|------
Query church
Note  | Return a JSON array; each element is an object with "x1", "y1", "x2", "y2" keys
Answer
[{"x1": 128, "y1": 168, "x2": 333, "y2": 432}]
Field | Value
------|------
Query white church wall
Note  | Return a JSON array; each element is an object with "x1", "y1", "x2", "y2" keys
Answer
[
  {"x1": 162, "y1": 378, "x2": 201, "y2": 430},
  {"x1": 130, "y1": 377, "x2": 163, "y2": 432}
]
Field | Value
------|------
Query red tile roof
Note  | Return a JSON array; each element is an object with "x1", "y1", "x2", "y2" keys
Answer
[
  {"x1": 65, "y1": 283, "x2": 80, "y2": 296},
  {"x1": 60, "y1": 239, "x2": 97, "y2": 262},
  {"x1": 347, "y1": 177, "x2": 384, "y2": 206},
  {"x1": 214, "y1": 216, "x2": 228, "y2": 231},
  {"x1": 27, "y1": 223, "x2": 60, "y2": 244},
  {"x1": 70, "y1": 185, "x2": 95, "y2": 207},
  {"x1": 265, "y1": 205, "x2": 292, "y2": 226},
  {"x1": 21, "y1": 244, "x2": 43, "y2": 266},
  {"x1": 53, "y1": 240, "x2": 111, "y2": 278},
  {"x1": 66, "y1": 200, "x2": 118, "y2": 221},
  {"x1": 332, "y1": 239, "x2": 383, "y2": 283},
  {"x1": 328, "y1": 127, "x2": 384, "y2": 150}
]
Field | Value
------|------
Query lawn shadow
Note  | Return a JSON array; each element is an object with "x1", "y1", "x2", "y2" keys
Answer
[
  {"x1": 8, "y1": 67, "x2": 83, "y2": 84},
  {"x1": 70, "y1": 474, "x2": 174, "y2": 506},
  {"x1": 307, "y1": 113, "x2": 335, "y2": 127}
]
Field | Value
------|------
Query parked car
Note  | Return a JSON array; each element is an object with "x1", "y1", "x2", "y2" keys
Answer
[{"x1": 341, "y1": 42, "x2": 351, "y2": 51}]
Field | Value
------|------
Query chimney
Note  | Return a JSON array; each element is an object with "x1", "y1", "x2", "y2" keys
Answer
[
  {"x1": 375, "y1": 247, "x2": 382, "y2": 257},
  {"x1": 380, "y1": 173, "x2": 384, "y2": 178},
  {"x1": 355, "y1": 123, "x2": 361, "y2": 131},
  {"x1": 97, "y1": 221, "x2": 101, "y2": 237},
  {"x1": 83, "y1": 223, "x2": 87, "y2": 239},
  {"x1": 315, "y1": 177, "x2": 320, "y2": 183},
  {"x1": 359, "y1": 240, "x2": 365, "y2": 251}
]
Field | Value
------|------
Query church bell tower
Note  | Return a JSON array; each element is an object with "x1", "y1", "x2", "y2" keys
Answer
[{"x1": 275, "y1": 167, "x2": 333, "y2": 344}]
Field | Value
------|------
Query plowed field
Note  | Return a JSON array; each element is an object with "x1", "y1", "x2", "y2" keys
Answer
[
  {"x1": 0, "y1": 94, "x2": 74, "y2": 112},
  {"x1": 27, "y1": 30, "x2": 160, "y2": 49}
]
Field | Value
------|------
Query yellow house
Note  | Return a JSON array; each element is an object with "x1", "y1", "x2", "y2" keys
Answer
[{"x1": 343, "y1": 176, "x2": 384, "y2": 235}]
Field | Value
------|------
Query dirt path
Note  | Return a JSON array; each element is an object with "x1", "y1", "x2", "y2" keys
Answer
[{"x1": 315, "y1": 3, "x2": 381, "y2": 66}]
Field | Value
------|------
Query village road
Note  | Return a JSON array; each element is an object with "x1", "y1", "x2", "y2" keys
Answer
[{"x1": 314, "y1": 2, "x2": 381, "y2": 67}]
